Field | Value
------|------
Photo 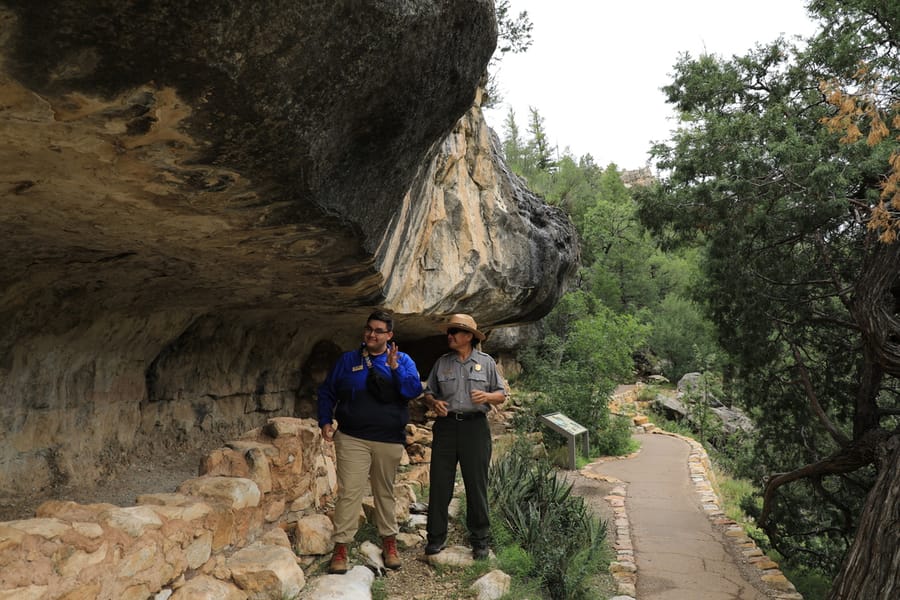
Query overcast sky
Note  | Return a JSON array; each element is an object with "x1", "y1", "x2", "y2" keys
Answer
[{"x1": 482, "y1": 0, "x2": 820, "y2": 170}]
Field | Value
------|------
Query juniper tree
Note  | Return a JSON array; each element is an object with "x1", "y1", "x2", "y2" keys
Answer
[{"x1": 636, "y1": 3, "x2": 900, "y2": 596}]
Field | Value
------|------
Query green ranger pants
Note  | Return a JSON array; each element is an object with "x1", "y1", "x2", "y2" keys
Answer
[{"x1": 426, "y1": 412, "x2": 492, "y2": 546}]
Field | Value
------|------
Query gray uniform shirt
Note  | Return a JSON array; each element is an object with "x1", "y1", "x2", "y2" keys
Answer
[{"x1": 424, "y1": 350, "x2": 508, "y2": 414}]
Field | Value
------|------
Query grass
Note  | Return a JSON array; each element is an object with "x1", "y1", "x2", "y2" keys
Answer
[
  {"x1": 483, "y1": 522, "x2": 615, "y2": 600},
  {"x1": 711, "y1": 463, "x2": 835, "y2": 597},
  {"x1": 777, "y1": 564, "x2": 831, "y2": 600},
  {"x1": 714, "y1": 474, "x2": 764, "y2": 537},
  {"x1": 498, "y1": 579, "x2": 544, "y2": 599},
  {"x1": 573, "y1": 436, "x2": 640, "y2": 469},
  {"x1": 371, "y1": 579, "x2": 386, "y2": 600}
]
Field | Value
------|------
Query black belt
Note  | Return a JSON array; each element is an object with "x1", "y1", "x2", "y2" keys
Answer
[{"x1": 444, "y1": 411, "x2": 485, "y2": 421}]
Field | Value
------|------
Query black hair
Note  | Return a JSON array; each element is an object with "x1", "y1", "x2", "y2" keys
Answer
[{"x1": 367, "y1": 310, "x2": 394, "y2": 332}]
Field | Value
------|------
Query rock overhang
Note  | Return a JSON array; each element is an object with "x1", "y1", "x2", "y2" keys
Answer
[
  {"x1": 0, "y1": 0, "x2": 498, "y2": 334},
  {"x1": 0, "y1": 0, "x2": 581, "y2": 496}
]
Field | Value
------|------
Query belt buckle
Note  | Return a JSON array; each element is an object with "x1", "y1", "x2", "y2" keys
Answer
[{"x1": 453, "y1": 412, "x2": 465, "y2": 421}]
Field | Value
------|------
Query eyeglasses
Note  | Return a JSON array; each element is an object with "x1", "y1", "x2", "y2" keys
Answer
[
  {"x1": 364, "y1": 326, "x2": 389, "y2": 335},
  {"x1": 447, "y1": 328, "x2": 464, "y2": 336}
]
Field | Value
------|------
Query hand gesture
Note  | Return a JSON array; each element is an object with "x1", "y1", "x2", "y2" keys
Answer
[{"x1": 387, "y1": 342, "x2": 399, "y2": 370}]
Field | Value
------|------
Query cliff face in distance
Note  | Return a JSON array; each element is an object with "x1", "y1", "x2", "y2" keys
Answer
[{"x1": 0, "y1": 0, "x2": 578, "y2": 496}]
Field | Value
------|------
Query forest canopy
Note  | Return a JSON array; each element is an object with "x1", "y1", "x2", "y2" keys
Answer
[
  {"x1": 635, "y1": 1, "x2": 899, "y2": 598},
  {"x1": 496, "y1": 1, "x2": 899, "y2": 598}
]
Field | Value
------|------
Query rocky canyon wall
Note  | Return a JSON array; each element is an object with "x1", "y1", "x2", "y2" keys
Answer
[{"x1": 0, "y1": 0, "x2": 578, "y2": 498}]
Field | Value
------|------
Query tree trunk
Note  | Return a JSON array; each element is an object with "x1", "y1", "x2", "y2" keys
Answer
[{"x1": 828, "y1": 433, "x2": 900, "y2": 600}]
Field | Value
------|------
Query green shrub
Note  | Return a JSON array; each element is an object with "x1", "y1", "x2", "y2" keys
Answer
[
  {"x1": 499, "y1": 579, "x2": 544, "y2": 600},
  {"x1": 489, "y1": 439, "x2": 610, "y2": 600},
  {"x1": 592, "y1": 415, "x2": 635, "y2": 456},
  {"x1": 517, "y1": 292, "x2": 648, "y2": 431},
  {"x1": 496, "y1": 544, "x2": 534, "y2": 578},
  {"x1": 779, "y1": 564, "x2": 831, "y2": 600},
  {"x1": 512, "y1": 389, "x2": 637, "y2": 461},
  {"x1": 636, "y1": 385, "x2": 658, "y2": 403}
]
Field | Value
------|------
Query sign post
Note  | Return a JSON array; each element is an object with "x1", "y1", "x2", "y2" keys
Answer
[{"x1": 539, "y1": 412, "x2": 589, "y2": 470}]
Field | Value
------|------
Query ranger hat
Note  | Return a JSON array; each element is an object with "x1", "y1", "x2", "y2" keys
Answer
[{"x1": 441, "y1": 313, "x2": 486, "y2": 341}]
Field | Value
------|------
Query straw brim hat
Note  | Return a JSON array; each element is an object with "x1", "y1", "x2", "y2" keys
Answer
[{"x1": 440, "y1": 313, "x2": 486, "y2": 341}]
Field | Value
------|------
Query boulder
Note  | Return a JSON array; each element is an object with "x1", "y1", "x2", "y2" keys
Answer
[{"x1": 673, "y1": 373, "x2": 755, "y2": 435}]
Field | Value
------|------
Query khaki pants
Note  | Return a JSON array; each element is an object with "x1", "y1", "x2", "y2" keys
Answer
[{"x1": 332, "y1": 430, "x2": 404, "y2": 543}]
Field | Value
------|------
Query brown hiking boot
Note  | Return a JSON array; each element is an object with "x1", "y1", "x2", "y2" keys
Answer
[
  {"x1": 382, "y1": 535, "x2": 402, "y2": 570},
  {"x1": 329, "y1": 542, "x2": 349, "y2": 574}
]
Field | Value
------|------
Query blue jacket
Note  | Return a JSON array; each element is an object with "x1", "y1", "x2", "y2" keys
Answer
[{"x1": 317, "y1": 346, "x2": 422, "y2": 444}]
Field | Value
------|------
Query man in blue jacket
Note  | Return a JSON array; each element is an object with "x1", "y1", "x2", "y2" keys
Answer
[{"x1": 318, "y1": 310, "x2": 422, "y2": 574}]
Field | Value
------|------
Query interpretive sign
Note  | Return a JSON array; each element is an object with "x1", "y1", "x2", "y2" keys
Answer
[{"x1": 539, "y1": 411, "x2": 589, "y2": 470}]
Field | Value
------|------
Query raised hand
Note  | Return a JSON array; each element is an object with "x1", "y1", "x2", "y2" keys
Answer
[{"x1": 387, "y1": 342, "x2": 399, "y2": 370}]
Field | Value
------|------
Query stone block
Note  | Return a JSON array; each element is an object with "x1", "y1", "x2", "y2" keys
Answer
[
  {"x1": 185, "y1": 531, "x2": 213, "y2": 569},
  {"x1": 227, "y1": 542, "x2": 306, "y2": 599},
  {"x1": 244, "y1": 447, "x2": 273, "y2": 494},
  {"x1": 293, "y1": 514, "x2": 333, "y2": 556},
  {"x1": 471, "y1": 569, "x2": 510, "y2": 600},
  {"x1": 57, "y1": 584, "x2": 103, "y2": 600},
  {"x1": 178, "y1": 477, "x2": 261, "y2": 510},
  {"x1": 5, "y1": 518, "x2": 71, "y2": 539},
  {"x1": 300, "y1": 565, "x2": 373, "y2": 599},
  {"x1": 102, "y1": 507, "x2": 164, "y2": 537},
  {"x1": 264, "y1": 417, "x2": 313, "y2": 439},
  {"x1": 761, "y1": 572, "x2": 796, "y2": 591},
  {"x1": 609, "y1": 561, "x2": 637, "y2": 573},
  {"x1": 58, "y1": 542, "x2": 109, "y2": 577},
  {"x1": 170, "y1": 575, "x2": 245, "y2": 600}
]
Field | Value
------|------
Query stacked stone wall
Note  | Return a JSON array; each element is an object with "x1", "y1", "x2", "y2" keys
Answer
[{"x1": 0, "y1": 417, "x2": 337, "y2": 600}]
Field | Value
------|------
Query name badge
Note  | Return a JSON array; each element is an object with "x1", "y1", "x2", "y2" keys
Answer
[{"x1": 352, "y1": 365, "x2": 364, "y2": 372}]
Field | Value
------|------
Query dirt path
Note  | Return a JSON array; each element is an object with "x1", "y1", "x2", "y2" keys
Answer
[
  {"x1": 0, "y1": 436, "x2": 225, "y2": 522},
  {"x1": 589, "y1": 433, "x2": 772, "y2": 600}
]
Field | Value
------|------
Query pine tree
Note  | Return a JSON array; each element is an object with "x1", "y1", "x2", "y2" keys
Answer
[
  {"x1": 526, "y1": 106, "x2": 555, "y2": 172},
  {"x1": 502, "y1": 106, "x2": 524, "y2": 171}
]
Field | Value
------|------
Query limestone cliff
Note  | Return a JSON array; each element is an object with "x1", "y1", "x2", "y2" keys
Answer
[
  {"x1": 0, "y1": 0, "x2": 578, "y2": 497},
  {"x1": 379, "y1": 89, "x2": 577, "y2": 326}
]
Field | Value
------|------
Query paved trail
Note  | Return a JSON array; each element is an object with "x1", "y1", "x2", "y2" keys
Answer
[{"x1": 589, "y1": 433, "x2": 769, "y2": 600}]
